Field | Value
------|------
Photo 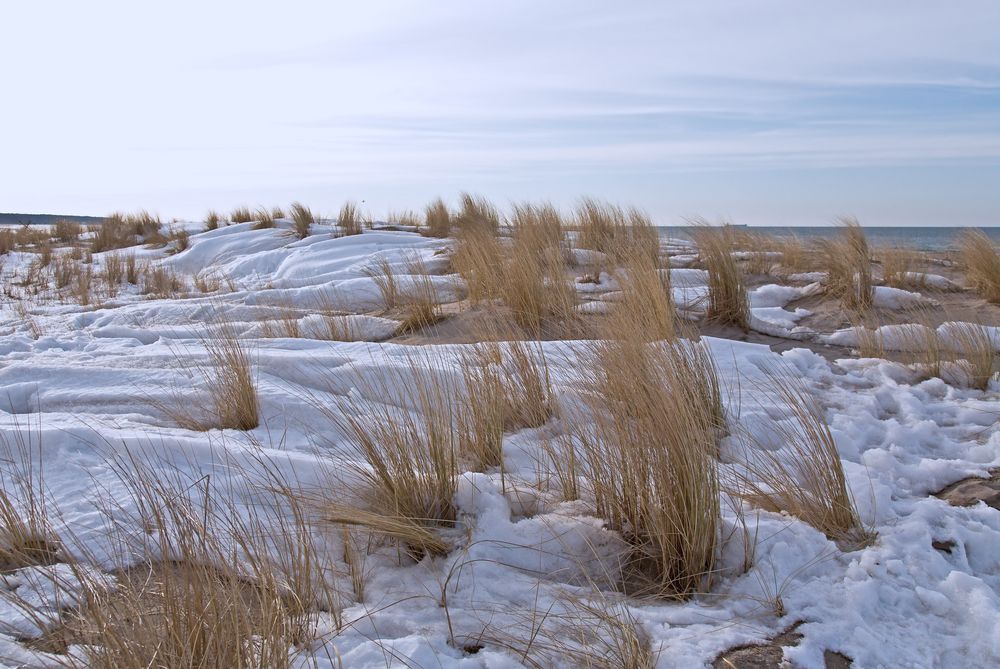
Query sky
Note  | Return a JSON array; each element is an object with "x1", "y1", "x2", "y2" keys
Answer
[{"x1": 2, "y1": 1, "x2": 999, "y2": 226}]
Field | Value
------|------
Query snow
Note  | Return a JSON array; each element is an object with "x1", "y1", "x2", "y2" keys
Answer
[
  {"x1": 873, "y1": 285, "x2": 928, "y2": 309},
  {"x1": 2, "y1": 224, "x2": 1000, "y2": 667}
]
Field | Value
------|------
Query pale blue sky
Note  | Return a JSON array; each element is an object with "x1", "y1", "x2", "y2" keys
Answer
[{"x1": 2, "y1": 1, "x2": 999, "y2": 226}]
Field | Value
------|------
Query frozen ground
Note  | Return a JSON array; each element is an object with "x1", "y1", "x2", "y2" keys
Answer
[{"x1": 2, "y1": 221, "x2": 1000, "y2": 667}]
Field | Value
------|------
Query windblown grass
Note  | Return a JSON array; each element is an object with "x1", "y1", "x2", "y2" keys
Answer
[
  {"x1": 734, "y1": 366, "x2": 873, "y2": 549},
  {"x1": 455, "y1": 193, "x2": 501, "y2": 235},
  {"x1": 0, "y1": 427, "x2": 61, "y2": 572},
  {"x1": 574, "y1": 199, "x2": 659, "y2": 263},
  {"x1": 19, "y1": 456, "x2": 339, "y2": 669},
  {"x1": 396, "y1": 254, "x2": 444, "y2": 334},
  {"x1": 452, "y1": 222, "x2": 503, "y2": 303},
  {"x1": 230, "y1": 206, "x2": 254, "y2": 224},
  {"x1": 364, "y1": 256, "x2": 401, "y2": 310},
  {"x1": 878, "y1": 246, "x2": 924, "y2": 289},
  {"x1": 158, "y1": 320, "x2": 259, "y2": 431},
  {"x1": 945, "y1": 321, "x2": 997, "y2": 390},
  {"x1": 690, "y1": 224, "x2": 750, "y2": 329},
  {"x1": 424, "y1": 198, "x2": 452, "y2": 238},
  {"x1": 289, "y1": 202, "x2": 314, "y2": 239},
  {"x1": 958, "y1": 229, "x2": 1000, "y2": 303},
  {"x1": 320, "y1": 355, "x2": 458, "y2": 558},
  {"x1": 252, "y1": 206, "x2": 276, "y2": 230},
  {"x1": 204, "y1": 210, "x2": 222, "y2": 231},
  {"x1": 502, "y1": 203, "x2": 577, "y2": 334},
  {"x1": 337, "y1": 201, "x2": 363, "y2": 237},
  {"x1": 52, "y1": 219, "x2": 82, "y2": 243},
  {"x1": 610, "y1": 243, "x2": 675, "y2": 341},
  {"x1": 576, "y1": 333, "x2": 722, "y2": 599},
  {"x1": 819, "y1": 218, "x2": 873, "y2": 312}
]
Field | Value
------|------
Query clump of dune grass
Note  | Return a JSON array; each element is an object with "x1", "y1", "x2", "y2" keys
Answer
[
  {"x1": 200, "y1": 322, "x2": 259, "y2": 430},
  {"x1": 102, "y1": 252, "x2": 125, "y2": 294},
  {"x1": 337, "y1": 201, "x2": 363, "y2": 236},
  {"x1": 576, "y1": 333, "x2": 721, "y2": 599},
  {"x1": 364, "y1": 256, "x2": 401, "y2": 310},
  {"x1": 251, "y1": 206, "x2": 276, "y2": 230},
  {"x1": 574, "y1": 199, "x2": 659, "y2": 264},
  {"x1": 38, "y1": 241, "x2": 53, "y2": 268},
  {"x1": 52, "y1": 219, "x2": 82, "y2": 243},
  {"x1": 124, "y1": 253, "x2": 138, "y2": 284},
  {"x1": 0, "y1": 229, "x2": 16, "y2": 254},
  {"x1": 203, "y1": 210, "x2": 222, "y2": 231},
  {"x1": 72, "y1": 265, "x2": 94, "y2": 306},
  {"x1": 396, "y1": 254, "x2": 444, "y2": 334},
  {"x1": 158, "y1": 320, "x2": 259, "y2": 431},
  {"x1": 775, "y1": 234, "x2": 811, "y2": 273},
  {"x1": 19, "y1": 456, "x2": 338, "y2": 669},
  {"x1": 141, "y1": 265, "x2": 182, "y2": 297},
  {"x1": 289, "y1": 201, "x2": 314, "y2": 239},
  {"x1": 168, "y1": 227, "x2": 190, "y2": 252},
  {"x1": 52, "y1": 254, "x2": 78, "y2": 289},
  {"x1": 611, "y1": 243, "x2": 675, "y2": 341},
  {"x1": 819, "y1": 218, "x2": 874, "y2": 312},
  {"x1": 88, "y1": 214, "x2": 131, "y2": 253},
  {"x1": 944, "y1": 321, "x2": 997, "y2": 390},
  {"x1": 958, "y1": 229, "x2": 1000, "y2": 303},
  {"x1": 193, "y1": 270, "x2": 221, "y2": 294},
  {"x1": 455, "y1": 337, "x2": 555, "y2": 473},
  {"x1": 734, "y1": 366, "x2": 873, "y2": 549},
  {"x1": 271, "y1": 205, "x2": 286, "y2": 219},
  {"x1": 230, "y1": 205, "x2": 253, "y2": 223},
  {"x1": 455, "y1": 193, "x2": 501, "y2": 235},
  {"x1": 690, "y1": 223, "x2": 750, "y2": 329},
  {"x1": 501, "y1": 203, "x2": 578, "y2": 334},
  {"x1": 386, "y1": 209, "x2": 421, "y2": 228},
  {"x1": 424, "y1": 198, "x2": 452, "y2": 237},
  {"x1": 0, "y1": 427, "x2": 61, "y2": 572},
  {"x1": 320, "y1": 355, "x2": 458, "y2": 558},
  {"x1": 479, "y1": 594, "x2": 656, "y2": 669},
  {"x1": 878, "y1": 246, "x2": 924, "y2": 289},
  {"x1": 452, "y1": 222, "x2": 503, "y2": 303},
  {"x1": 88, "y1": 211, "x2": 164, "y2": 252}
]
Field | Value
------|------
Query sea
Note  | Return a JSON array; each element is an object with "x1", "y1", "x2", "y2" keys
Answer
[{"x1": 667, "y1": 226, "x2": 1000, "y2": 252}]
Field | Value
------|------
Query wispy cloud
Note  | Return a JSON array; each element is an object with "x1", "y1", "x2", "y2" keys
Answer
[{"x1": 1, "y1": 1, "x2": 998, "y2": 224}]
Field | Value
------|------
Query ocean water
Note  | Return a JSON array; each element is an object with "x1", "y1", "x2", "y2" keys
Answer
[{"x1": 667, "y1": 226, "x2": 1000, "y2": 252}]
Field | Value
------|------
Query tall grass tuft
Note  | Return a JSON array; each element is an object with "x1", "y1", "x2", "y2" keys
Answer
[
  {"x1": 52, "y1": 219, "x2": 82, "y2": 243},
  {"x1": 21, "y1": 457, "x2": 337, "y2": 669},
  {"x1": 337, "y1": 201, "x2": 363, "y2": 236},
  {"x1": 611, "y1": 244, "x2": 675, "y2": 341},
  {"x1": 252, "y1": 206, "x2": 276, "y2": 230},
  {"x1": 690, "y1": 224, "x2": 750, "y2": 329},
  {"x1": 575, "y1": 199, "x2": 659, "y2": 263},
  {"x1": 577, "y1": 334, "x2": 722, "y2": 598},
  {"x1": 424, "y1": 198, "x2": 452, "y2": 238},
  {"x1": 200, "y1": 321, "x2": 259, "y2": 430},
  {"x1": 397, "y1": 254, "x2": 444, "y2": 334},
  {"x1": 452, "y1": 222, "x2": 503, "y2": 303},
  {"x1": 820, "y1": 218, "x2": 874, "y2": 312},
  {"x1": 204, "y1": 210, "x2": 222, "y2": 231},
  {"x1": 455, "y1": 193, "x2": 501, "y2": 235},
  {"x1": 289, "y1": 201, "x2": 314, "y2": 239},
  {"x1": 0, "y1": 428, "x2": 61, "y2": 572},
  {"x1": 878, "y1": 246, "x2": 924, "y2": 289},
  {"x1": 320, "y1": 355, "x2": 458, "y2": 557},
  {"x1": 945, "y1": 321, "x2": 997, "y2": 390},
  {"x1": 734, "y1": 366, "x2": 873, "y2": 549},
  {"x1": 230, "y1": 205, "x2": 253, "y2": 223},
  {"x1": 958, "y1": 229, "x2": 1000, "y2": 303},
  {"x1": 158, "y1": 320, "x2": 260, "y2": 431},
  {"x1": 502, "y1": 203, "x2": 577, "y2": 334}
]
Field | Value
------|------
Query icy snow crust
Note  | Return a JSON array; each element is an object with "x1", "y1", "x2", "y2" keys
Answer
[{"x1": 2, "y1": 225, "x2": 1000, "y2": 667}]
